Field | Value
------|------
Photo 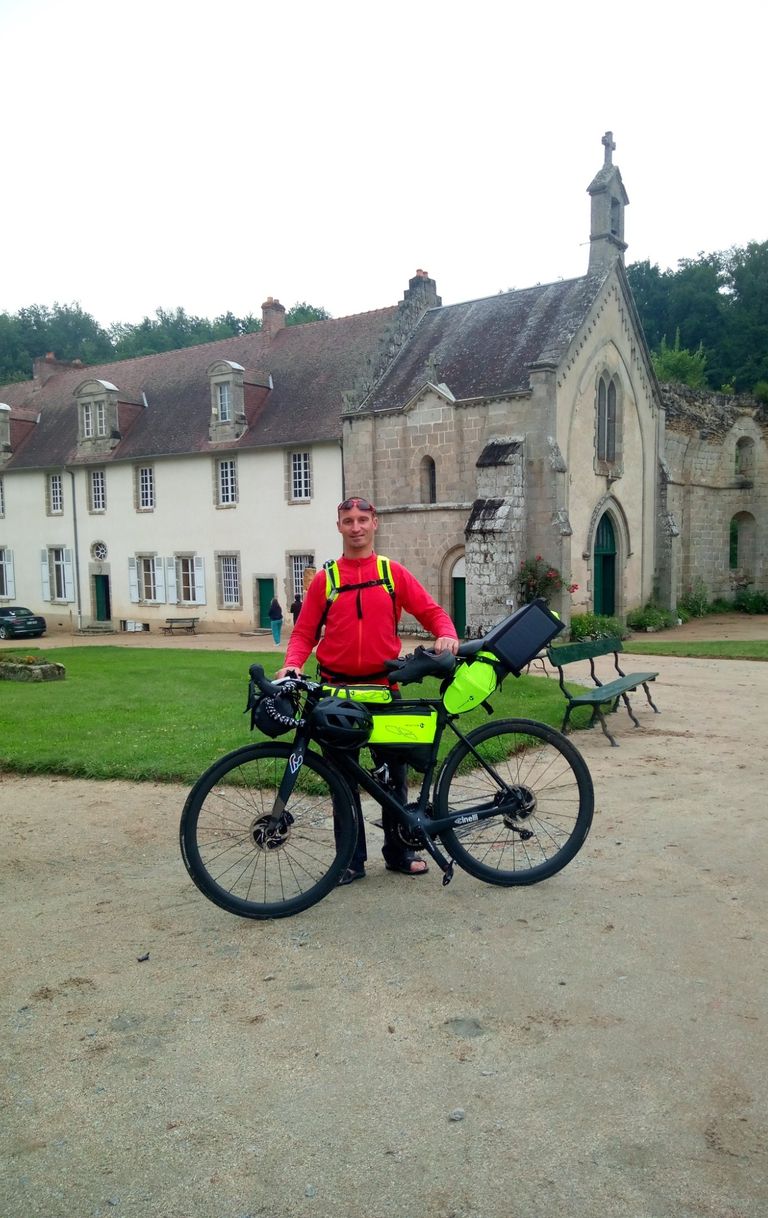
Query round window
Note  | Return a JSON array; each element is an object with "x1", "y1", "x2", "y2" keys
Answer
[{"x1": 92, "y1": 541, "x2": 108, "y2": 560}]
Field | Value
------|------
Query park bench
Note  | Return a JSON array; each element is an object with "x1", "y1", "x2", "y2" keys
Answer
[
  {"x1": 161, "y1": 617, "x2": 199, "y2": 635},
  {"x1": 545, "y1": 636, "x2": 660, "y2": 747}
]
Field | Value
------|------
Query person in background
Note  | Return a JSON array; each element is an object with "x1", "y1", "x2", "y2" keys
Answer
[
  {"x1": 290, "y1": 594, "x2": 303, "y2": 625},
  {"x1": 276, "y1": 494, "x2": 458, "y2": 884},
  {"x1": 268, "y1": 597, "x2": 283, "y2": 645}
]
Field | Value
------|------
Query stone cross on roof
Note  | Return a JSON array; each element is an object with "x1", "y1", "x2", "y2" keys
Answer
[{"x1": 602, "y1": 130, "x2": 616, "y2": 165}]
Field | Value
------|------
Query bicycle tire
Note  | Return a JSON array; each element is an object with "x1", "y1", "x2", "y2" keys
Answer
[
  {"x1": 434, "y1": 718, "x2": 593, "y2": 886},
  {"x1": 180, "y1": 743, "x2": 358, "y2": 919}
]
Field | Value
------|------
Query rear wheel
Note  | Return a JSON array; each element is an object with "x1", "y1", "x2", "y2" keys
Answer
[
  {"x1": 435, "y1": 718, "x2": 593, "y2": 885},
  {"x1": 180, "y1": 743, "x2": 357, "y2": 919}
]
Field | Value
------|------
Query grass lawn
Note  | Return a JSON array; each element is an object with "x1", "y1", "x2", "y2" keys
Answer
[
  {"x1": 0, "y1": 646, "x2": 573, "y2": 785},
  {"x1": 623, "y1": 639, "x2": 768, "y2": 661}
]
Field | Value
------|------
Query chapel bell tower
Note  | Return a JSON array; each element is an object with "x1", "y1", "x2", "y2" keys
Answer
[{"x1": 587, "y1": 130, "x2": 629, "y2": 273}]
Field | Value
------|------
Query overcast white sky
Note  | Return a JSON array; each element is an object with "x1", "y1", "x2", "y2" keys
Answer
[{"x1": 2, "y1": 0, "x2": 765, "y2": 329}]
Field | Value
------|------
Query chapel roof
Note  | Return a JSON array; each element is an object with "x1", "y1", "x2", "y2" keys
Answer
[{"x1": 355, "y1": 274, "x2": 609, "y2": 413}]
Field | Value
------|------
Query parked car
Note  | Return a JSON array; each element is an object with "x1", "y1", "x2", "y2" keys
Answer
[{"x1": 0, "y1": 606, "x2": 47, "y2": 639}]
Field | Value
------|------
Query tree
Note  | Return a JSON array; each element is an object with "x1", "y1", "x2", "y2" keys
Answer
[
  {"x1": 286, "y1": 302, "x2": 331, "y2": 326},
  {"x1": 651, "y1": 331, "x2": 708, "y2": 388}
]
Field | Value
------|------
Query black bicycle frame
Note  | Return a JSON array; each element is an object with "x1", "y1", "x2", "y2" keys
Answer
[{"x1": 266, "y1": 698, "x2": 528, "y2": 881}]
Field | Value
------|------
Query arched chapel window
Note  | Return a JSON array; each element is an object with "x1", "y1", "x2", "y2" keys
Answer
[
  {"x1": 420, "y1": 455, "x2": 437, "y2": 504},
  {"x1": 596, "y1": 373, "x2": 620, "y2": 468}
]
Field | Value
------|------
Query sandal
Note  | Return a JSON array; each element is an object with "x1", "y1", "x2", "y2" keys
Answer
[
  {"x1": 382, "y1": 847, "x2": 429, "y2": 877},
  {"x1": 338, "y1": 866, "x2": 366, "y2": 886}
]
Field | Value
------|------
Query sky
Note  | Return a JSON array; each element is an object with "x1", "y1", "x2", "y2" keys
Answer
[{"x1": 2, "y1": 0, "x2": 766, "y2": 330}]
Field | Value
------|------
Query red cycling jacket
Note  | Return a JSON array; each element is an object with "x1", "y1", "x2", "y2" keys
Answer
[{"x1": 283, "y1": 552, "x2": 457, "y2": 682}]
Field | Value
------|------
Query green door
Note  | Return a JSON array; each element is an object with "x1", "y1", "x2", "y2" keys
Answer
[
  {"x1": 94, "y1": 575, "x2": 111, "y2": 621},
  {"x1": 258, "y1": 578, "x2": 275, "y2": 628},
  {"x1": 594, "y1": 514, "x2": 617, "y2": 616},
  {"x1": 452, "y1": 577, "x2": 466, "y2": 638}
]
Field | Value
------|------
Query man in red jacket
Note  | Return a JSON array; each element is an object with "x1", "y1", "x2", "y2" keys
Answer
[{"x1": 277, "y1": 495, "x2": 459, "y2": 884}]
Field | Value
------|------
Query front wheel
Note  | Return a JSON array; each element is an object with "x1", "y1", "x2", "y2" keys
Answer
[
  {"x1": 180, "y1": 743, "x2": 358, "y2": 919},
  {"x1": 435, "y1": 719, "x2": 593, "y2": 886}
]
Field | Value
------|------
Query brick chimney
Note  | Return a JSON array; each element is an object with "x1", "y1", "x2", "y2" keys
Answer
[
  {"x1": 32, "y1": 352, "x2": 82, "y2": 385},
  {"x1": 261, "y1": 297, "x2": 286, "y2": 339}
]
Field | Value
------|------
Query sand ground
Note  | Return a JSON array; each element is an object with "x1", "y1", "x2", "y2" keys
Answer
[{"x1": 1, "y1": 617, "x2": 767, "y2": 1218}]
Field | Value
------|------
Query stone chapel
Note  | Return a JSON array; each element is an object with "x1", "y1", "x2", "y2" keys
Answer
[{"x1": 342, "y1": 133, "x2": 665, "y2": 635}]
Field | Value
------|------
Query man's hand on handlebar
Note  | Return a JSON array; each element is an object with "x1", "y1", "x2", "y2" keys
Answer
[
  {"x1": 433, "y1": 635, "x2": 460, "y2": 656},
  {"x1": 274, "y1": 666, "x2": 299, "y2": 680}
]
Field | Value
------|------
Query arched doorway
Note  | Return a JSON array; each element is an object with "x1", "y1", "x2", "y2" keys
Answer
[
  {"x1": 451, "y1": 556, "x2": 466, "y2": 637},
  {"x1": 594, "y1": 514, "x2": 617, "y2": 615}
]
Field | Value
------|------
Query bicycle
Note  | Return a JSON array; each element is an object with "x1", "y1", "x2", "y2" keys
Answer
[{"x1": 179, "y1": 599, "x2": 594, "y2": 920}]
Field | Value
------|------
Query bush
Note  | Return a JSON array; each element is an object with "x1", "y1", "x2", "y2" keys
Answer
[
  {"x1": 708, "y1": 597, "x2": 735, "y2": 614},
  {"x1": 678, "y1": 578, "x2": 709, "y2": 618},
  {"x1": 569, "y1": 612, "x2": 624, "y2": 641},
  {"x1": 734, "y1": 588, "x2": 768, "y2": 614},
  {"x1": 626, "y1": 604, "x2": 677, "y2": 632},
  {"x1": 517, "y1": 555, "x2": 578, "y2": 605}
]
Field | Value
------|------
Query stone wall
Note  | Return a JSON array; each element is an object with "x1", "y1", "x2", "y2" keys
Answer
[{"x1": 662, "y1": 386, "x2": 768, "y2": 599}]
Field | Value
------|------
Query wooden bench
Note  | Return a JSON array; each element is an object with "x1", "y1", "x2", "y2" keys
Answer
[
  {"x1": 546, "y1": 637, "x2": 660, "y2": 747},
  {"x1": 161, "y1": 617, "x2": 199, "y2": 635}
]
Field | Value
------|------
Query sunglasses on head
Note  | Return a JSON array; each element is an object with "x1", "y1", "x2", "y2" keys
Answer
[{"x1": 337, "y1": 497, "x2": 376, "y2": 513}]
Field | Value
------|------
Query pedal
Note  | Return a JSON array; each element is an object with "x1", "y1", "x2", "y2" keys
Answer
[{"x1": 442, "y1": 863, "x2": 454, "y2": 887}]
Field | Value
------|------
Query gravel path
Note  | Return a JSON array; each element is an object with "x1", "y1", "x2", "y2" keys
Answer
[{"x1": 2, "y1": 624, "x2": 767, "y2": 1217}]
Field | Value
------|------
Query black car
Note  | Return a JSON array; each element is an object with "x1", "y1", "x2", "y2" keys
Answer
[{"x1": 0, "y1": 606, "x2": 47, "y2": 640}]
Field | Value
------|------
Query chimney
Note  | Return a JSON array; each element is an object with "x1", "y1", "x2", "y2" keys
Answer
[
  {"x1": 261, "y1": 297, "x2": 286, "y2": 339},
  {"x1": 32, "y1": 352, "x2": 81, "y2": 386},
  {"x1": 400, "y1": 270, "x2": 441, "y2": 312}
]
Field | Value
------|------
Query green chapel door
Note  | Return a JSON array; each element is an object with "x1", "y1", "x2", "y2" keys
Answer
[
  {"x1": 451, "y1": 555, "x2": 466, "y2": 638},
  {"x1": 452, "y1": 577, "x2": 466, "y2": 638},
  {"x1": 594, "y1": 514, "x2": 617, "y2": 616},
  {"x1": 258, "y1": 578, "x2": 275, "y2": 628}
]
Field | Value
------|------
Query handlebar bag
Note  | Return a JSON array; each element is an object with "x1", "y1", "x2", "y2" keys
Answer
[{"x1": 442, "y1": 652, "x2": 502, "y2": 714}]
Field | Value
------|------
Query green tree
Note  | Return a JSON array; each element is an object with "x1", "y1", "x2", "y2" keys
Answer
[
  {"x1": 651, "y1": 330, "x2": 708, "y2": 388},
  {"x1": 285, "y1": 302, "x2": 331, "y2": 326}
]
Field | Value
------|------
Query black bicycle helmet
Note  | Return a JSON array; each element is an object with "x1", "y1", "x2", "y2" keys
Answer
[{"x1": 310, "y1": 696, "x2": 373, "y2": 749}]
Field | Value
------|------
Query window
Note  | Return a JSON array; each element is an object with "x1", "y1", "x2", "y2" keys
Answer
[
  {"x1": 136, "y1": 465, "x2": 155, "y2": 510},
  {"x1": 0, "y1": 547, "x2": 15, "y2": 597},
  {"x1": 128, "y1": 555, "x2": 166, "y2": 603},
  {"x1": 735, "y1": 437, "x2": 754, "y2": 477},
  {"x1": 95, "y1": 399, "x2": 107, "y2": 436},
  {"x1": 174, "y1": 555, "x2": 206, "y2": 605},
  {"x1": 42, "y1": 546, "x2": 74, "y2": 601},
  {"x1": 217, "y1": 382, "x2": 232, "y2": 423},
  {"x1": 89, "y1": 469, "x2": 106, "y2": 512},
  {"x1": 420, "y1": 455, "x2": 437, "y2": 504},
  {"x1": 216, "y1": 458, "x2": 238, "y2": 506},
  {"x1": 47, "y1": 473, "x2": 64, "y2": 515},
  {"x1": 217, "y1": 553, "x2": 241, "y2": 608},
  {"x1": 291, "y1": 451, "x2": 311, "y2": 500},
  {"x1": 291, "y1": 553, "x2": 315, "y2": 599},
  {"x1": 595, "y1": 372, "x2": 621, "y2": 469},
  {"x1": 82, "y1": 402, "x2": 94, "y2": 438}
]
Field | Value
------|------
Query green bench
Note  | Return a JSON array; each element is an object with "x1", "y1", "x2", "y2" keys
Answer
[{"x1": 546, "y1": 637, "x2": 660, "y2": 747}]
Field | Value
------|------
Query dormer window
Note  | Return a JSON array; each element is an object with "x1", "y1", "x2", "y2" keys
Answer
[
  {"x1": 208, "y1": 360, "x2": 245, "y2": 442},
  {"x1": 76, "y1": 379, "x2": 119, "y2": 451}
]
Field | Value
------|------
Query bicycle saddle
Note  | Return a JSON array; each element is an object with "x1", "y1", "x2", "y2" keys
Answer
[{"x1": 385, "y1": 646, "x2": 456, "y2": 686}]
